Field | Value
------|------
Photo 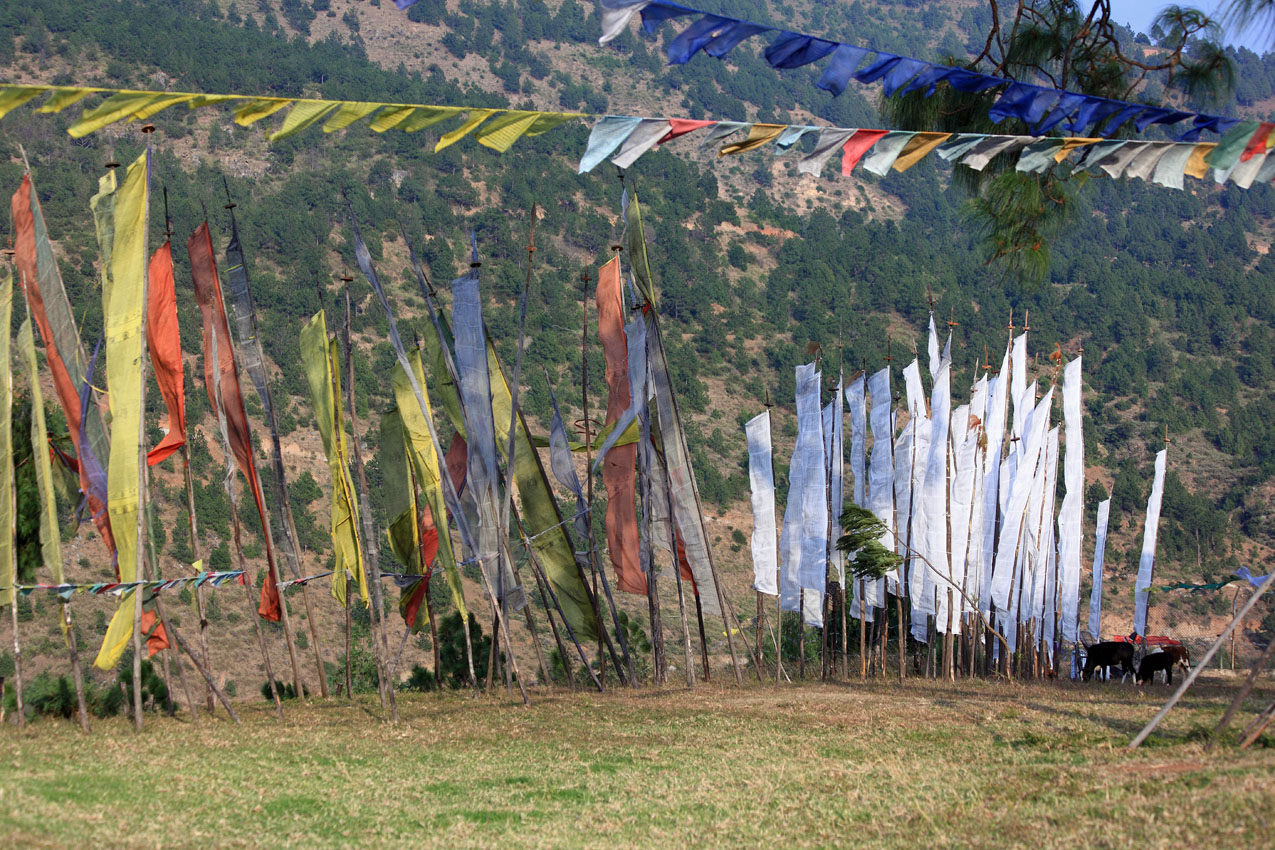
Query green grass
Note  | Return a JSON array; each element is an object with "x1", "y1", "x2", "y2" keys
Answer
[{"x1": 2, "y1": 676, "x2": 1275, "y2": 848}]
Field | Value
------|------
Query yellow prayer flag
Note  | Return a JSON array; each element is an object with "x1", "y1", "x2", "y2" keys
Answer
[
  {"x1": 0, "y1": 86, "x2": 46, "y2": 120},
  {"x1": 37, "y1": 87, "x2": 92, "y2": 113},
  {"x1": 1185, "y1": 143, "x2": 1217, "y2": 179},
  {"x1": 93, "y1": 151, "x2": 148, "y2": 670},
  {"x1": 323, "y1": 102, "x2": 383, "y2": 133},
  {"x1": 233, "y1": 98, "x2": 292, "y2": 127},
  {"x1": 720, "y1": 123, "x2": 787, "y2": 156},
  {"x1": 68, "y1": 92, "x2": 169, "y2": 138},
  {"x1": 269, "y1": 100, "x2": 341, "y2": 141},
  {"x1": 476, "y1": 111, "x2": 544, "y2": 152},
  {"x1": 435, "y1": 109, "x2": 498, "y2": 152},
  {"x1": 1053, "y1": 137, "x2": 1102, "y2": 163},
  {"x1": 892, "y1": 132, "x2": 952, "y2": 172}
]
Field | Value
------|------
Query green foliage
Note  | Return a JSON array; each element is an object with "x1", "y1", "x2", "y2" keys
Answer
[
  {"x1": 116, "y1": 656, "x2": 171, "y2": 714},
  {"x1": 328, "y1": 641, "x2": 381, "y2": 695},
  {"x1": 260, "y1": 679, "x2": 307, "y2": 701},
  {"x1": 437, "y1": 611, "x2": 491, "y2": 689},
  {"x1": 2, "y1": 671, "x2": 127, "y2": 720},
  {"x1": 837, "y1": 505, "x2": 904, "y2": 581},
  {"x1": 402, "y1": 664, "x2": 438, "y2": 692}
]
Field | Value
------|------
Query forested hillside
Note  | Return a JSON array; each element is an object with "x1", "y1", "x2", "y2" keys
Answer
[{"x1": 3, "y1": 0, "x2": 1275, "y2": 692}]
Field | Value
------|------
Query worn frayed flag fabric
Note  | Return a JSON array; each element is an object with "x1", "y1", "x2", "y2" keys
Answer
[
  {"x1": 1057, "y1": 357, "x2": 1084, "y2": 643},
  {"x1": 1088, "y1": 499, "x2": 1111, "y2": 638},
  {"x1": 780, "y1": 363, "x2": 824, "y2": 624},
  {"x1": 597, "y1": 257, "x2": 643, "y2": 596},
  {"x1": 746, "y1": 412, "x2": 779, "y2": 596},
  {"x1": 1133, "y1": 450, "x2": 1168, "y2": 636},
  {"x1": 867, "y1": 367, "x2": 897, "y2": 589}
]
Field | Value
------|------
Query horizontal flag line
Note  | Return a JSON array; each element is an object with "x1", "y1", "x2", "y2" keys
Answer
[
  {"x1": 588, "y1": 0, "x2": 1250, "y2": 142},
  {"x1": 2, "y1": 83, "x2": 1272, "y2": 191}
]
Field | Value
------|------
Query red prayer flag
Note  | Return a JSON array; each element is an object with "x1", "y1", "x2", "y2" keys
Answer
[
  {"x1": 596, "y1": 256, "x2": 644, "y2": 595},
  {"x1": 11, "y1": 174, "x2": 116, "y2": 557},
  {"x1": 145, "y1": 241, "x2": 186, "y2": 466},
  {"x1": 842, "y1": 129, "x2": 890, "y2": 175},
  {"x1": 1241, "y1": 122, "x2": 1274, "y2": 162},
  {"x1": 187, "y1": 222, "x2": 281, "y2": 621},
  {"x1": 658, "y1": 119, "x2": 715, "y2": 145}
]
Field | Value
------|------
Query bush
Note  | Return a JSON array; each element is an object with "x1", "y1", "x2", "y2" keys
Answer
[
  {"x1": 437, "y1": 611, "x2": 491, "y2": 689},
  {"x1": 260, "y1": 680, "x2": 307, "y2": 701},
  {"x1": 2, "y1": 671, "x2": 126, "y2": 720},
  {"x1": 402, "y1": 664, "x2": 437, "y2": 692}
]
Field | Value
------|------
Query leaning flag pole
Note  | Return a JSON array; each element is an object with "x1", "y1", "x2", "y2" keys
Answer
[
  {"x1": 341, "y1": 278, "x2": 393, "y2": 716},
  {"x1": 0, "y1": 263, "x2": 22, "y2": 728},
  {"x1": 221, "y1": 184, "x2": 328, "y2": 698}
]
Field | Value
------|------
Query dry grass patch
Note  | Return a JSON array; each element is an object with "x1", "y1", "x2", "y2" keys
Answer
[{"x1": 2, "y1": 676, "x2": 1274, "y2": 848}]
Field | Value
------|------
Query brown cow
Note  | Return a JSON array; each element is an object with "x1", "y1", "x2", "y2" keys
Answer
[{"x1": 1163, "y1": 644, "x2": 1191, "y2": 676}]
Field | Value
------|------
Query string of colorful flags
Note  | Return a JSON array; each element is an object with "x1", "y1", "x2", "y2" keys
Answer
[
  {"x1": 583, "y1": 0, "x2": 1242, "y2": 142},
  {"x1": 15, "y1": 569, "x2": 245, "y2": 599},
  {"x1": 4, "y1": 82, "x2": 1275, "y2": 191}
]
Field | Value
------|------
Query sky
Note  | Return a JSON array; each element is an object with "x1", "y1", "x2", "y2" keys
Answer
[{"x1": 1102, "y1": 0, "x2": 1271, "y2": 53}]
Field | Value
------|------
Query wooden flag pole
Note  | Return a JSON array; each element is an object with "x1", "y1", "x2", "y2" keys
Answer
[
  {"x1": 1209, "y1": 633, "x2": 1275, "y2": 748},
  {"x1": 1131, "y1": 571, "x2": 1275, "y2": 748},
  {"x1": 342, "y1": 280, "x2": 394, "y2": 717}
]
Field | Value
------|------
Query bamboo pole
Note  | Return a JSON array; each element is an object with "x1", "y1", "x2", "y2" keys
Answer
[
  {"x1": 155, "y1": 601, "x2": 239, "y2": 723},
  {"x1": 515, "y1": 512, "x2": 601, "y2": 692},
  {"x1": 1209, "y1": 634, "x2": 1275, "y2": 748},
  {"x1": 179, "y1": 443, "x2": 215, "y2": 712},
  {"x1": 59, "y1": 597, "x2": 90, "y2": 732},
  {"x1": 342, "y1": 282, "x2": 393, "y2": 716},
  {"x1": 7, "y1": 594, "x2": 22, "y2": 729},
  {"x1": 1131, "y1": 572, "x2": 1275, "y2": 747},
  {"x1": 233, "y1": 507, "x2": 282, "y2": 719}
]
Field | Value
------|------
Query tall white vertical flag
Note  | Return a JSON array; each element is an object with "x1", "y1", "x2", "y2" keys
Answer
[
  {"x1": 1133, "y1": 450, "x2": 1168, "y2": 636},
  {"x1": 867, "y1": 368, "x2": 895, "y2": 590},
  {"x1": 1088, "y1": 498, "x2": 1111, "y2": 638},
  {"x1": 823, "y1": 381, "x2": 845, "y2": 585},
  {"x1": 927, "y1": 313, "x2": 940, "y2": 380},
  {"x1": 846, "y1": 373, "x2": 867, "y2": 506},
  {"x1": 1057, "y1": 357, "x2": 1084, "y2": 643},
  {"x1": 915, "y1": 352, "x2": 951, "y2": 639},
  {"x1": 980, "y1": 346, "x2": 1010, "y2": 615},
  {"x1": 746, "y1": 411, "x2": 778, "y2": 596},
  {"x1": 989, "y1": 388, "x2": 1054, "y2": 615},
  {"x1": 779, "y1": 362, "x2": 825, "y2": 626}
]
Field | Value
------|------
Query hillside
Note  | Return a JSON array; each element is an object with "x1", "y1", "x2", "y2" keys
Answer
[{"x1": 3, "y1": 0, "x2": 1275, "y2": 700}]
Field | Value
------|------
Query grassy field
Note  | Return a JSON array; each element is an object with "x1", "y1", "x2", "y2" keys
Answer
[{"x1": 2, "y1": 674, "x2": 1273, "y2": 849}]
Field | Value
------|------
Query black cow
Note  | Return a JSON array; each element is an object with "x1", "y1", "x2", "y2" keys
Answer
[
  {"x1": 1137, "y1": 650, "x2": 1178, "y2": 685},
  {"x1": 1083, "y1": 641, "x2": 1135, "y2": 682}
]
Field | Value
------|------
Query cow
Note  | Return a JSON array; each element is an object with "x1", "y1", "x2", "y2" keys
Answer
[
  {"x1": 1162, "y1": 644, "x2": 1191, "y2": 676},
  {"x1": 1082, "y1": 641, "x2": 1135, "y2": 682},
  {"x1": 1137, "y1": 650, "x2": 1178, "y2": 685}
]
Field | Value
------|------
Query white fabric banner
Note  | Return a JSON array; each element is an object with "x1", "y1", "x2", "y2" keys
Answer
[
  {"x1": 867, "y1": 367, "x2": 896, "y2": 583},
  {"x1": 847, "y1": 373, "x2": 867, "y2": 506},
  {"x1": 1010, "y1": 332, "x2": 1028, "y2": 439},
  {"x1": 927, "y1": 314, "x2": 940, "y2": 380},
  {"x1": 989, "y1": 388, "x2": 1054, "y2": 614},
  {"x1": 823, "y1": 382, "x2": 845, "y2": 585},
  {"x1": 1087, "y1": 498, "x2": 1112, "y2": 638},
  {"x1": 893, "y1": 415, "x2": 915, "y2": 596},
  {"x1": 746, "y1": 411, "x2": 779, "y2": 596},
  {"x1": 917, "y1": 353, "x2": 951, "y2": 627},
  {"x1": 942, "y1": 414, "x2": 979, "y2": 635},
  {"x1": 1133, "y1": 450, "x2": 1168, "y2": 636},
  {"x1": 779, "y1": 363, "x2": 825, "y2": 625},
  {"x1": 980, "y1": 347, "x2": 1009, "y2": 615},
  {"x1": 1057, "y1": 357, "x2": 1084, "y2": 643}
]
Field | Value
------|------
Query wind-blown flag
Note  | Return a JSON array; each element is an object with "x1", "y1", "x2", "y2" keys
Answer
[
  {"x1": 18, "y1": 319, "x2": 63, "y2": 594},
  {"x1": 989, "y1": 388, "x2": 1054, "y2": 616},
  {"x1": 299, "y1": 311, "x2": 368, "y2": 608},
  {"x1": 189, "y1": 221, "x2": 286, "y2": 620},
  {"x1": 1087, "y1": 499, "x2": 1111, "y2": 638},
  {"x1": 780, "y1": 362, "x2": 824, "y2": 626},
  {"x1": 11, "y1": 172, "x2": 113, "y2": 556},
  {"x1": 1057, "y1": 358, "x2": 1084, "y2": 643},
  {"x1": 823, "y1": 382, "x2": 845, "y2": 585},
  {"x1": 1133, "y1": 450, "x2": 1168, "y2": 636},
  {"x1": 597, "y1": 256, "x2": 643, "y2": 595},
  {"x1": 866, "y1": 368, "x2": 895, "y2": 591},
  {"x1": 393, "y1": 352, "x2": 467, "y2": 622},
  {"x1": 145, "y1": 240, "x2": 185, "y2": 466},
  {"x1": 746, "y1": 412, "x2": 779, "y2": 596},
  {"x1": 93, "y1": 154, "x2": 150, "y2": 670}
]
